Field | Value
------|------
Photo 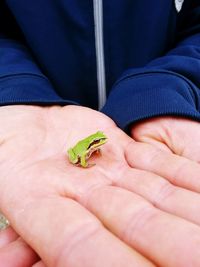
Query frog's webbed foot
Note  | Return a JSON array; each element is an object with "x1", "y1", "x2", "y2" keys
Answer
[
  {"x1": 80, "y1": 155, "x2": 87, "y2": 168},
  {"x1": 87, "y1": 163, "x2": 96, "y2": 168}
]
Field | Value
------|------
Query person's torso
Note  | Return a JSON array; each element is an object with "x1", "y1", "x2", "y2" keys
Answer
[{"x1": 4, "y1": 0, "x2": 189, "y2": 109}]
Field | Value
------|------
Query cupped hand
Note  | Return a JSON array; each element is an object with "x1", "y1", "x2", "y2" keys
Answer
[
  {"x1": 1, "y1": 106, "x2": 200, "y2": 267},
  {"x1": 131, "y1": 116, "x2": 200, "y2": 161}
]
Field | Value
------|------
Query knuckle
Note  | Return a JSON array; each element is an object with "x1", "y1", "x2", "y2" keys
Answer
[
  {"x1": 122, "y1": 204, "x2": 157, "y2": 244},
  {"x1": 148, "y1": 147, "x2": 164, "y2": 166},
  {"x1": 54, "y1": 220, "x2": 102, "y2": 266},
  {"x1": 170, "y1": 158, "x2": 190, "y2": 185},
  {"x1": 151, "y1": 179, "x2": 176, "y2": 207}
]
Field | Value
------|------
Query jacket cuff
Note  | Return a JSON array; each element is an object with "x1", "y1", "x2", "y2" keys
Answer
[
  {"x1": 102, "y1": 72, "x2": 200, "y2": 131},
  {"x1": 0, "y1": 74, "x2": 78, "y2": 106}
]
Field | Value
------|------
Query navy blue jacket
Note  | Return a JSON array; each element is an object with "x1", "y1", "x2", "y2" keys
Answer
[{"x1": 1, "y1": 0, "x2": 200, "y2": 130}]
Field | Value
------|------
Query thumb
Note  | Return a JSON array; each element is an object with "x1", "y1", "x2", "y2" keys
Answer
[{"x1": 131, "y1": 116, "x2": 200, "y2": 162}]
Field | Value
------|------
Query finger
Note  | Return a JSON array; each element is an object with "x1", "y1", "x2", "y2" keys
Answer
[
  {"x1": 0, "y1": 157, "x2": 155, "y2": 267},
  {"x1": 0, "y1": 227, "x2": 19, "y2": 248},
  {"x1": 131, "y1": 121, "x2": 173, "y2": 153},
  {"x1": 32, "y1": 261, "x2": 46, "y2": 267},
  {"x1": 112, "y1": 168, "x2": 200, "y2": 226},
  {"x1": 0, "y1": 238, "x2": 39, "y2": 267},
  {"x1": 125, "y1": 141, "x2": 200, "y2": 193},
  {"x1": 79, "y1": 185, "x2": 200, "y2": 267},
  {"x1": 3, "y1": 196, "x2": 155, "y2": 267},
  {"x1": 132, "y1": 117, "x2": 200, "y2": 163}
]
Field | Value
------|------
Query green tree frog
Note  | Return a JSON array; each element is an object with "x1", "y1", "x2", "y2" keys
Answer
[{"x1": 67, "y1": 131, "x2": 107, "y2": 168}]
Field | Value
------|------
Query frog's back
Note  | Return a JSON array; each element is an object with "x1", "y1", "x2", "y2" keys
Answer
[
  {"x1": 72, "y1": 131, "x2": 106, "y2": 156},
  {"x1": 73, "y1": 139, "x2": 90, "y2": 156}
]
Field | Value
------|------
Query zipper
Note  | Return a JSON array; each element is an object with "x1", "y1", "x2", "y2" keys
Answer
[
  {"x1": 93, "y1": 0, "x2": 106, "y2": 109},
  {"x1": 175, "y1": 0, "x2": 184, "y2": 12}
]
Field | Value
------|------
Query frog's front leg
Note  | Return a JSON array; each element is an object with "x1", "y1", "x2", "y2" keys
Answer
[
  {"x1": 80, "y1": 155, "x2": 95, "y2": 168},
  {"x1": 80, "y1": 155, "x2": 88, "y2": 168}
]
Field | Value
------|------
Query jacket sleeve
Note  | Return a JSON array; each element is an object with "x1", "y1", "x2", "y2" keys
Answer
[
  {"x1": 102, "y1": 1, "x2": 200, "y2": 131},
  {"x1": 0, "y1": 3, "x2": 76, "y2": 107}
]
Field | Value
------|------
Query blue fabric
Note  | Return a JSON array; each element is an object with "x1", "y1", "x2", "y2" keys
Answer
[{"x1": 1, "y1": 0, "x2": 200, "y2": 130}]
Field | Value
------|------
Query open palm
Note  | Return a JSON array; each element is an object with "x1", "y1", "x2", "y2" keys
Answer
[
  {"x1": 0, "y1": 105, "x2": 153, "y2": 267},
  {"x1": 1, "y1": 107, "x2": 200, "y2": 267}
]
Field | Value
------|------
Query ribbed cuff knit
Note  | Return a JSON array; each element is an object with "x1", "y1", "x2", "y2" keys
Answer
[
  {"x1": 102, "y1": 72, "x2": 200, "y2": 131},
  {"x1": 0, "y1": 74, "x2": 78, "y2": 106}
]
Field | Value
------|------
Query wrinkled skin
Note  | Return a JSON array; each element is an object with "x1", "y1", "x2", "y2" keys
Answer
[
  {"x1": 1, "y1": 106, "x2": 200, "y2": 267},
  {"x1": 131, "y1": 116, "x2": 200, "y2": 161}
]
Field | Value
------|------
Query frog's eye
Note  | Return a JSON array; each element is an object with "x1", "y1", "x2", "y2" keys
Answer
[
  {"x1": 88, "y1": 138, "x2": 106, "y2": 148},
  {"x1": 88, "y1": 140, "x2": 99, "y2": 148}
]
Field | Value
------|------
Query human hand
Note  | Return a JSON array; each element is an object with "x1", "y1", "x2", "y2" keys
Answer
[
  {"x1": 0, "y1": 104, "x2": 153, "y2": 267},
  {"x1": 1, "y1": 106, "x2": 200, "y2": 266},
  {"x1": 131, "y1": 116, "x2": 200, "y2": 161},
  {"x1": 2, "y1": 151, "x2": 200, "y2": 267},
  {"x1": 129, "y1": 116, "x2": 200, "y2": 217},
  {"x1": 0, "y1": 227, "x2": 40, "y2": 267}
]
